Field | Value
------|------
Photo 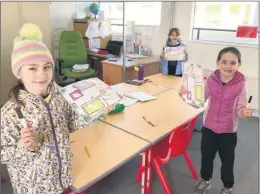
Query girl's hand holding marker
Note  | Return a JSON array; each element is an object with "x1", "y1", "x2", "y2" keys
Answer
[
  {"x1": 241, "y1": 96, "x2": 253, "y2": 118},
  {"x1": 16, "y1": 107, "x2": 41, "y2": 151}
]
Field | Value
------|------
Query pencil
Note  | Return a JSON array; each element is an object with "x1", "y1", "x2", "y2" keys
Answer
[
  {"x1": 85, "y1": 146, "x2": 91, "y2": 157},
  {"x1": 142, "y1": 116, "x2": 157, "y2": 127},
  {"x1": 248, "y1": 96, "x2": 252, "y2": 103}
]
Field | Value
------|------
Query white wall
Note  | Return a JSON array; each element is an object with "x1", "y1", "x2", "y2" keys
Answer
[{"x1": 172, "y1": 2, "x2": 258, "y2": 110}]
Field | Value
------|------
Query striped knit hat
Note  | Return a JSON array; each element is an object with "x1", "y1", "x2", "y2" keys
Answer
[{"x1": 11, "y1": 23, "x2": 54, "y2": 78}]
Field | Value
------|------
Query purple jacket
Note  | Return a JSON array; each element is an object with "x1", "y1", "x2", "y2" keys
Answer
[{"x1": 203, "y1": 70, "x2": 247, "y2": 134}]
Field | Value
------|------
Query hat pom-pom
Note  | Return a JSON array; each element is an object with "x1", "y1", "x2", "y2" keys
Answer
[{"x1": 19, "y1": 23, "x2": 43, "y2": 41}]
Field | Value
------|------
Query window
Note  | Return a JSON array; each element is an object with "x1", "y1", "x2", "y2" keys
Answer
[
  {"x1": 191, "y1": 2, "x2": 258, "y2": 45},
  {"x1": 100, "y1": 2, "x2": 161, "y2": 34}
]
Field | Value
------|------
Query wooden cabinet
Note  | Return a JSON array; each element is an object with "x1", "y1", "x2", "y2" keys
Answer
[{"x1": 73, "y1": 19, "x2": 112, "y2": 49}]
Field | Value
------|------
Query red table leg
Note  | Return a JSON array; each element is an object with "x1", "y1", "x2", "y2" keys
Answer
[
  {"x1": 146, "y1": 148, "x2": 153, "y2": 194},
  {"x1": 141, "y1": 152, "x2": 148, "y2": 194}
]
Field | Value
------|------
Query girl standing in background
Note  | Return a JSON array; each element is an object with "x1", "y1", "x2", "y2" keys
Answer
[{"x1": 160, "y1": 28, "x2": 188, "y2": 77}]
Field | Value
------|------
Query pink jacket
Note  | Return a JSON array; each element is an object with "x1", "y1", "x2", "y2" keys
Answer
[{"x1": 203, "y1": 70, "x2": 247, "y2": 134}]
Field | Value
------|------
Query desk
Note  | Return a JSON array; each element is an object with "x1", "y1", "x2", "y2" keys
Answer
[
  {"x1": 111, "y1": 82, "x2": 170, "y2": 96},
  {"x1": 146, "y1": 73, "x2": 182, "y2": 90},
  {"x1": 103, "y1": 89, "x2": 202, "y2": 144},
  {"x1": 70, "y1": 122, "x2": 150, "y2": 192},
  {"x1": 102, "y1": 56, "x2": 160, "y2": 85}
]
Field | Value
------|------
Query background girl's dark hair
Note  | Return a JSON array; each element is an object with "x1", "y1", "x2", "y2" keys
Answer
[
  {"x1": 217, "y1": 47, "x2": 242, "y2": 63},
  {"x1": 167, "y1": 28, "x2": 181, "y2": 43},
  {"x1": 8, "y1": 80, "x2": 25, "y2": 106}
]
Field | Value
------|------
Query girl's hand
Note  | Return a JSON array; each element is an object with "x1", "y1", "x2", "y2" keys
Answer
[
  {"x1": 179, "y1": 86, "x2": 185, "y2": 97},
  {"x1": 97, "y1": 105, "x2": 115, "y2": 121},
  {"x1": 161, "y1": 51, "x2": 166, "y2": 57},
  {"x1": 20, "y1": 127, "x2": 39, "y2": 151},
  {"x1": 103, "y1": 105, "x2": 115, "y2": 115},
  {"x1": 241, "y1": 108, "x2": 252, "y2": 118}
]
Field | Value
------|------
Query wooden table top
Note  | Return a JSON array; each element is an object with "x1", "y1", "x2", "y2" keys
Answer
[
  {"x1": 111, "y1": 82, "x2": 170, "y2": 96},
  {"x1": 103, "y1": 89, "x2": 203, "y2": 143},
  {"x1": 70, "y1": 122, "x2": 150, "y2": 192},
  {"x1": 145, "y1": 73, "x2": 182, "y2": 90}
]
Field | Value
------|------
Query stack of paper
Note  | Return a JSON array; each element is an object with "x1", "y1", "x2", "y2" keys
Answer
[
  {"x1": 90, "y1": 48, "x2": 99, "y2": 53},
  {"x1": 72, "y1": 64, "x2": 89, "y2": 72}
]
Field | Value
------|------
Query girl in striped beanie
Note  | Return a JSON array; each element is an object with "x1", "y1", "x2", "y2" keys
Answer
[
  {"x1": 1, "y1": 23, "x2": 87, "y2": 193},
  {"x1": 11, "y1": 23, "x2": 54, "y2": 99}
]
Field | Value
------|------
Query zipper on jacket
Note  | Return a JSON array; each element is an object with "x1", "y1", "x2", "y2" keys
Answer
[
  {"x1": 43, "y1": 102, "x2": 64, "y2": 190},
  {"x1": 217, "y1": 85, "x2": 225, "y2": 133}
]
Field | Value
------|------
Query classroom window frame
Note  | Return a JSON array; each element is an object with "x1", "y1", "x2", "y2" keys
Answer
[
  {"x1": 190, "y1": 2, "x2": 259, "y2": 46},
  {"x1": 99, "y1": 2, "x2": 162, "y2": 35}
]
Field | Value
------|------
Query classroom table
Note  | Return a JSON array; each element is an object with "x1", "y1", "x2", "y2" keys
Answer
[
  {"x1": 145, "y1": 73, "x2": 182, "y2": 90},
  {"x1": 101, "y1": 89, "x2": 203, "y2": 194},
  {"x1": 70, "y1": 122, "x2": 150, "y2": 193},
  {"x1": 103, "y1": 89, "x2": 203, "y2": 144}
]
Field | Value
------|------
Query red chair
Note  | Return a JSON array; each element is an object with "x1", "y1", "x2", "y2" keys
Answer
[{"x1": 136, "y1": 115, "x2": 199, "y2": 194}]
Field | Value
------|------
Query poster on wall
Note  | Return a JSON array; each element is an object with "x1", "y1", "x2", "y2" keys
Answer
[{"x1": 181, "y1": 63, "x2": 204, "y2": 108}]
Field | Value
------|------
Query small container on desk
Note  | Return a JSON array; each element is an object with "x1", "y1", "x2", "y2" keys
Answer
[{"x1": 138, "y1": 64, "x2": 144, "y2": 81}]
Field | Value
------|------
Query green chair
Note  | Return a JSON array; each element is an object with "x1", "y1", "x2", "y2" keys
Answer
[{"x1": 58, "y1": 31, "x2": 96, "y2": 81}]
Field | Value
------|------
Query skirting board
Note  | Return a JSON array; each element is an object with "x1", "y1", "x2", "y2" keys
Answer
[{"x1": 252, "y1": 109, "x2": 259, "y2": 117}]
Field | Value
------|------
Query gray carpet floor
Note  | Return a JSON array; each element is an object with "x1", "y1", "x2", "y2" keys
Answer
[{"x1": 1, "y1": 117, "x2": 258, "y2": 194}]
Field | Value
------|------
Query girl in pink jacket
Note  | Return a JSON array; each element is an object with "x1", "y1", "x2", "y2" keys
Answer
[{"x1": 181, "y1": 47, "x2": 252, "y2": 194}]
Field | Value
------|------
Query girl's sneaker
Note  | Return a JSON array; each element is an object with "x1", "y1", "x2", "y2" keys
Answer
[
  {"x1": 194, "y1": 179, "x2": 212, "y2": 194},
  {"x1": 221, "y1": 188, "x2": 232, "y2": 194}
]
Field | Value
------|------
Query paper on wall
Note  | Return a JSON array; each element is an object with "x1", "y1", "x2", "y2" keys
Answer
[
  {"x1": 85, "y1": 22, "x2": 99, "y2": 39},
  {"x1": 99, "y1": 22, "x2": 109, "y2": 38},
  {"x1": 89, "y1": 39, "x2": 100, "y2": 49}
]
